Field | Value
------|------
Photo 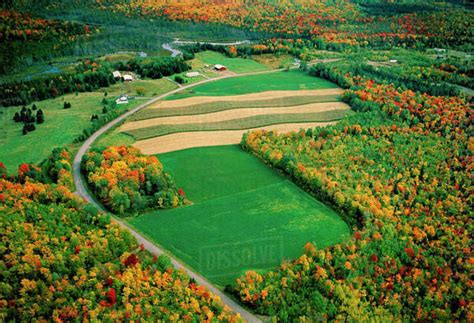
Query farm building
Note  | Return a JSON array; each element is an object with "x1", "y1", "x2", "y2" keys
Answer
[
  {"x1": 213, "y1": 64, "x2": 227, "y2": 71},
  {"x1": 123, "y1": 74, "x2": 134, "y2": 82},
  {"x1": 112, "y1": 71, "x2": 122, "y2": 79},
  {"x1": 186, "y1": 72, "x2": 200, "y2": 77},
  {"x1": 115, "y1": 95, "x2": 129, "y2": 104}
]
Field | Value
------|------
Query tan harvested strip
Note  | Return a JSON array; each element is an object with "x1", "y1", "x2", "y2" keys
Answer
[
  {"x1": 121, "y1": 102, "x2": 350, "y2": 131},
  {"x1": 150, "y1": 88, "x2": 344, "y2": 109},
  {"x1": 134, "y1": 122, "x2": 336, "y2": 155}
]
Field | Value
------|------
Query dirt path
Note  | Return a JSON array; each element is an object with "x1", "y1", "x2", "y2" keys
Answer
[
  {"x1": 149, "y1": 88, "x2": 344, "y2": 109},
  {"x1": 121, "y1": 102, "x2": 350, "y2": 131},
  {"x1": 134, "y1": 121, "x2": 337, "y2": 155}
]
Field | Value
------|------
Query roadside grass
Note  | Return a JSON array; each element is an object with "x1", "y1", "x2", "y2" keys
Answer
[
  {"x1": 128, "y1": 145, "x2": 350, "y2": 286},
  {"x1": 167, "y1": 70, "x2": 338, "y2": 99},
  {"x1": 190, "y1": 51, "x2": 269, "y2": 74},
  {"x1": 133, "y1": 94, "x2": 342, "y2": 120},
  {"x1": 125, "y1": 109, "x2": 352, "y2": 140},
  {"x1": 93, "y1": 131, "x2": 135, "y2": 149}
]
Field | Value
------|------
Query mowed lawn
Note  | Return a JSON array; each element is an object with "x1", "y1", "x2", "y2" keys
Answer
[
  {"x1": 128, "y1": 145, "x2": 350, "y2": 287},
  {"x1": 167, "y1": 70, "x2": 338, "y2": 100}
]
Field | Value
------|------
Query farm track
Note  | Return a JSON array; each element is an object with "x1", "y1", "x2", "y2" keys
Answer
[{"x1": 133, "y1": 121, "x2": 338, "y2": 155}]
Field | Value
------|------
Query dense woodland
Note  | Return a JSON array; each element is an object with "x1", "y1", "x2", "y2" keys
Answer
[
  {"x1": 82, "y1": 146, "x2": 186, "y2": 215},
  {"x1": 235, "y1": 60, "x2": 472, "y2": 320},
  {"x1": 0, "y1": 151, "x2": 237, "y2": 320}
]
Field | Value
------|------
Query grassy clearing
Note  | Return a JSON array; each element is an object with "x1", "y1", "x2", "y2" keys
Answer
[
  {"x1": 167, "y1": 70, "x2": 338, "y2": 100},
  {"x1": 0, "y1": 93, "x2": 135, "y2": 172},
  {"x1": 251, "y1": 53, "x2": 294, "y2": 69},
  {"x1": 128, "y1": 145, "x2": 350, "y2": 286},
  {"x1": 133, "y1": 94, "x2": 341, "y2": 120},
  {"x1": 93, "y1": 131, "x2": 135, "y2": 149},
  {"x1": 106, "y1": 79, "x2": 177, "y2": 97},
  {"x1": 0, "y1": 78, "x2": 176, "y2": 173},
  {"x1": 191, "y1": 51, "x2": 269, "y2": 74},
  {"x1": 125, "y1": 109, "x2": 352, "y2": 140}
]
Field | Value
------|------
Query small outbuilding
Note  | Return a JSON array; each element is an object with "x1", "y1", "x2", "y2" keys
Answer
[
  {"x1": 186, "y1": 71, "x2": 200, "y2": 78},
  {"x1": 112, "y1": 71, "x2": 122, "y2": 79},
  {"x1": 115, "y1": 96, "x2": 129, "y2": 105},
  {"x1": 213, "y1": 64, "x2": 227, "y2": 71},
  {"x1": 123, "y1": 74, "x2": 134, "y2": 82}
]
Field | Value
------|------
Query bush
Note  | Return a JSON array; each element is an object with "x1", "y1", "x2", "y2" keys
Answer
[{"x1": 174, "y1": 75, "x2": 186, "y2": 84}]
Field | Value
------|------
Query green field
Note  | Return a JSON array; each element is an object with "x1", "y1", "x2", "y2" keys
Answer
[
  {"x1": 190, "y1": 51, "x2": 268, "y2": 74},
  {"x1": 133, "y1": 94, "x2": 342, "y2": 120},
  {"x1": 106, "y1": 78, "x2": 177, "y2": 97},
  {"x1": 93, "y1": 131, "x2": 135, "y2": 149},
  {"x1": 167, "y1": 70, "x2": 338, "y2": 100},
  {"x1": 128, "y1": 145, "x2": 350, "y2": 286},
  {"x1": 125, "y1": 110, "x2": 352, "y2": 140},
  {"x1": 0, "y1": 93, "x2": 131, "y2": 172}
]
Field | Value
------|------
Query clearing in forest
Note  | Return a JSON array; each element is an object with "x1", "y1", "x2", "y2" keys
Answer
[{"x1": 128, "y1": 145, "x2": 350, "y2": 286}]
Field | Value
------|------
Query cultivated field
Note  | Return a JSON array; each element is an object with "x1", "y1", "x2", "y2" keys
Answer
[
  {"x1": 129, "y1": 145, "x2": 350, "y2": 286},
  {"x1": 112, "y1": 72, "x2": 349, "y2": 154},
  {"x1": 122, "y1": 102, "x2": 349, "y2": 131},
  {"x1": 133, "y1": 122, "x2": 339, "y2": 154},
  {"x1": 166, "y1": 70, "x2": 338, "y2": 99}
]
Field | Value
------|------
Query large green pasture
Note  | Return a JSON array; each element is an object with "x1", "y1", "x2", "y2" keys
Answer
[
  {"x1": 128, "y1": 145, "x2": 350, "y2": 286},
  {"x1": 126, "y1": 110, "x2": 351, "y2": 140},
  {"x1": 166, "y1": 70, "x2": 338, "y2": 100}
]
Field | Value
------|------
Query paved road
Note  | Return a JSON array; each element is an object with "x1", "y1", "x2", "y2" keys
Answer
[{"x1": 73, "y1": 68, "x2": 295, "y2": 322}]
